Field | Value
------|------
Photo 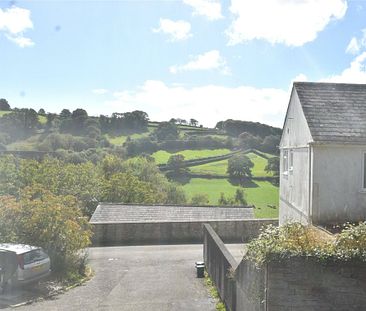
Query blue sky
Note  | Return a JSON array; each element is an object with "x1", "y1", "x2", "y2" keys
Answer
[{"x1": 1, "y1": 0, "x2": 366, "y2": 127}]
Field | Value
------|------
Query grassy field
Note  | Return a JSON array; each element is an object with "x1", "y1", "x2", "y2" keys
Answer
[
  {"x1": 189, "y1": 151, "x2": 272, "y2": 177},
  {"x1": 0, "y1": 111, "x2": 11, "y2": 117},
  {"x1": 105, "y1": 130, "x2": 153, "y2": 145},
  {"x1": 190, "y1": 159, "x2": 228, "y2": 175},
  {"x1": 152, "y1": 149, "x2": 231, "y2": 165},
  {"x1": 182, "y1": 178, "x2": 278, "y2": 218},
  {"x1": 0, "y1": 111, "x2": 47, "y2": 124},
  {"x1": 246, "y1": 152, "x2": 272, "y2": 177}
]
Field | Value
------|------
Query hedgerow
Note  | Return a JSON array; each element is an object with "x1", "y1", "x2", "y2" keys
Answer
[{"x1": 245, "y1": 222, "x2": 366, "y2": 266}]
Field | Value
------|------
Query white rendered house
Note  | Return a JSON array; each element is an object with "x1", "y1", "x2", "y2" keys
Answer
[{"x1": 280, "y1": 82, "x2": 366, "y2": 226}]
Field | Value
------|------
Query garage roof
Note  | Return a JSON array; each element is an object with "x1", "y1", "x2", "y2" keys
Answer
[{"x1": 90, "y1": 203, "x2": 254, "y2": 224}]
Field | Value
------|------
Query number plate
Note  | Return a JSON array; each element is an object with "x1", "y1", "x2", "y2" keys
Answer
[{"x1": 32, "y1": 264, "x2": 44, "y2": 271}]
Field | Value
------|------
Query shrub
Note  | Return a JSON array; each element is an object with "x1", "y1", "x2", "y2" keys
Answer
[
  {"x1": 191, "y1": 193, "x2": 210, "y2": 206},
  {"x1": 246, "y1": 222, "x2": 366, "y2": 266},
  {"x1": 0, "y1": 187, "x2": 92, "y2": 275}
]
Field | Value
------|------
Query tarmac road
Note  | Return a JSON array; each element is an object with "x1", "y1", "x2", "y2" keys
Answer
[{"x1": 7, "y1": 244, "x2": 244, "y2": 311}]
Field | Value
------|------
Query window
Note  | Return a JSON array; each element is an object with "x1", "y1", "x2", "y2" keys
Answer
[
  {"x1": 282, "y1": 150, "x2": 289, "y2": 175},
  {"x1": 289, "y1": 150, "x2": 294, "y2": 173}
]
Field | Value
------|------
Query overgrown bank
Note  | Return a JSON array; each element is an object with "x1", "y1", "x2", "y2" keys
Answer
[{"x1": 246, "y1": 222, "x2": 366, "y2": 266}]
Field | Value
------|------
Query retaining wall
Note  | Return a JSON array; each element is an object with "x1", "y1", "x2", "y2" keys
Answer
[
  {"x1": 204, "y1": 224, "x2": 366, "y2": 311},
  {"x1": 91, "y1": 219, "x2": 277, "y2": 246}
]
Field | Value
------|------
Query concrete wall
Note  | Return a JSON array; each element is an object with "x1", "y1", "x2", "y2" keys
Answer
[
  {"x1": 235, "y1": 259, "x2": 265, "y2": 311},
  {"x1": 312, "y1": 145, "x2": 366, "y2": 224},
  {"x1": 266, "y1": 258, "x2": 366, "y2": 311},
  {"x1": 92, "y1": 219, "x2": 277, "y2": 245},
  {"x1": 280, "y1": 88, "x2": 313, "y2": 225},
  {"x1": 203, "y1": 224, "x2": 238, "y2": 311},
  {"x1": 204, "y1": 224, "x2": 366, "y2": 311}
]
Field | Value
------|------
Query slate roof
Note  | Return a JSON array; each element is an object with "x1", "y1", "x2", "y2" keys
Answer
[
  {"x1": 294, "y1": 82, "x2": 366, "y2": 144},
  {"x1": 90, "y1": 204, "x2": 254, "y2": 224}
]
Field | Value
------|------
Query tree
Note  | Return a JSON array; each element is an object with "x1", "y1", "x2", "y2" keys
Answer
[
  {"x1": 101, "y1": 172, "x2": 157, "y2": 203},
  {"x1": 153, "y1": 122, "x2": 179, "y2": 141},
  {"x1": 60, "y1": 109, "x2": 71, "y2": 118},
  {"x1": 0, "y1": 187, "x2": 92, "y2": 274},
  {"x1": 227, "y1": 154, "x2": 254, "y2": 180},
  {"x1": 189, "y1": 118, "x2": 198, "y2": 127},
  {"x1": 167, "y1": 154, "x2": 188, "y2": 174},
  {"x1": 38, "y1": 108, "x2": 46, "y2": 115},
  {"x1": 0, "y1": 99, "x2": 10, "y2": 111},
  {"x1": 261, "y1": 135, "x2": 280, "y2": 153},
  {"x1": 238, "y1": 132, "x2": 261, "y2": 150},
  {"x1": 265, "y1": 156, "x2": 280, "y2": 177},
  {"x1": 234, "y1": 188, "x2": 247, "y2": 206},
  {"x1": 218, "y1": 189, "x2": 247, "y2": 206},
  {"x1": 191, "y1": 193, "x2": 209, "y2": 205}
]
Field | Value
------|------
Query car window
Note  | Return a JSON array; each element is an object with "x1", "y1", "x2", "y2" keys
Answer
[{"x1": 23, "y1": 249, "x2": 48, "y2": 265}]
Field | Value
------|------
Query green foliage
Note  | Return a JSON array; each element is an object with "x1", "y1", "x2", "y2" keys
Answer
[
  {"x1": 153, "y1": 121, "x2": 179, "y2": 141},
  {"x1": 0, "y1": 108, "x2": 40, "y2": 140},
  {"x1": 227, "y1": 154, "x2": 254, "y2": 180},
  {"x1": 204, "y1": 272, "x2": 227, "y2": 311},
  {"x1": 152, "y1": 149, "x2": 231, "y2": 165},
  {"x1": 216, "y1": 119, "x2": 281, "y2": 138},
  {"x1": 0, "y1": 187, "x2": 92, "y2": 274},
  {"x1": 246, "y1": 222, "x2": 366, "y2": 267},
  {"x1": 166, "y1": 154, "x2": 189, "y2": 174},
  {"x1": 265, "y1": 156, "x2": 280, "y2": 177},
  {"x1": 101, "y1": 172, "x2": 158, "y2": 203},
  {"x1": 218, "y1": 189, "x2": 247, "y2": 206},
  {"x1": 191, "y1": 193, "x2": 210, "y2": 205},
  {"x1": 0, "y1": 98, "x2": 10, "y2": 111}
]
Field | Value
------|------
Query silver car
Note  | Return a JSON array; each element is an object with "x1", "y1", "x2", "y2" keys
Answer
[{"x1": 0, "y1": 244, "x2": 51, "y2": 286}]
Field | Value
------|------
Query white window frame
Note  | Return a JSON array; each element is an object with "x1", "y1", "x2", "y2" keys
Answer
[
  {"x1": 289, "y1": 150, "x2": 294, "y2": 174},
  {"x1": 282, "y1": 149, "x2": 289, "y2": 177}
]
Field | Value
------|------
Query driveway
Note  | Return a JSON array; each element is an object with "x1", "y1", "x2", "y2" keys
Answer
[{"x1": 4, "y1": 244, "x2": 243, "y2": 311}]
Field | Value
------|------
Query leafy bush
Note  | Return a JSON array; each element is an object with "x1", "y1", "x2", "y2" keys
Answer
[
  {"x1": 0, "y1": 187, "x2": 92, "y2": 275},
  {"x1": 191, "y1": 193, "x2": 210, "y2": 205},
  {"x1": 246, "y1": 222, "x2": 366, "y2": 266}
]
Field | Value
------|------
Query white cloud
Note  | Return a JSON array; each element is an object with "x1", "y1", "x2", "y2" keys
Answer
[
  {"x1": 346, "y1": 37, "x2": 360, "y2": 55},
  {"x1": 226, "y1": 0, "x2": 347, "y2": 46},
  {"x1": 0, "y1": 6, "x2": 34, "y2": 47},
  {"x1": 346, "y1": 29, "x2": 366, "y2": 55},
  {"x1": 5, "y1": 34, "x2": 34, "y2": 47},
  {"x1": 152, "y1": 18, "x2": 192, "y2": 41},
  {"x1": 107, "y1": 80, "x2": 288, "y2": 127},
  {"x1": 321, "y1": 52, "x2": 366, "y2": 83},
  {"x1": 169, "y1": 50, "x2": 230, "y2": 75},
  {"x1": 292, "y1": 74, "x2": 308, "y2": 83},
  {"x1": 92, "y1": 88, "x2": 109, "y2": 95},
  {"x1": 183, "y1": 0, "x2": 223, "y2": 21}
]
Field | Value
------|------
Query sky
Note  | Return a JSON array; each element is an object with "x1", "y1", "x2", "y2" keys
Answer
[{"x1": 1, "y1": 0, "x2": 366, "y2": 128}]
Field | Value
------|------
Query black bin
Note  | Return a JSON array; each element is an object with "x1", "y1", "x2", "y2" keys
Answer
[{"x1": 195, "y1": 261, "x2": 205, "y2": 278}]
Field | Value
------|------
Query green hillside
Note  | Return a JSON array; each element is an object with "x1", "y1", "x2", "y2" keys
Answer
[{"x1": 152, "y1": 149, "x2": 231, "y2": 165}]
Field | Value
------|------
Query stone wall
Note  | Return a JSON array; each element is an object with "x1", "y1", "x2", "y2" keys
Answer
[
  {"x1": 91, "y1": 219, "x2": 277, "y2": 245},
  {"x1": 204, "y1": 224, "x2": 366, "y2": 311}
]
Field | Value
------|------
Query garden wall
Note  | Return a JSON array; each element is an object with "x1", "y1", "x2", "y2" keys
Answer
[
  {"x1": 92, "y1": 219, "x2": 276, "y2": 245},
  {"x1": 204, "y1": 224, "x2": 366, "y2": 311}
]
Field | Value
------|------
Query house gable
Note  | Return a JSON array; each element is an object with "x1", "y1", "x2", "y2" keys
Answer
[{"x1": 280, "y1": 86, "x2": 313, "y2": 148}]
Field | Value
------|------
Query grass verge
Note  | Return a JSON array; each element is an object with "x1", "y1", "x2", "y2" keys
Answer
[{"x1": 204, "y1": 271, "x2": 226, "y2": 311}]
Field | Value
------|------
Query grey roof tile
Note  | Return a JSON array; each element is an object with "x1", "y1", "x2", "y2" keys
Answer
[
  {"x1": 90, "y1": 204, "x2": 254, "y2": 224},
  {"x1": 294, "y1": 82, "x2": 366, "y2": 143}
]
